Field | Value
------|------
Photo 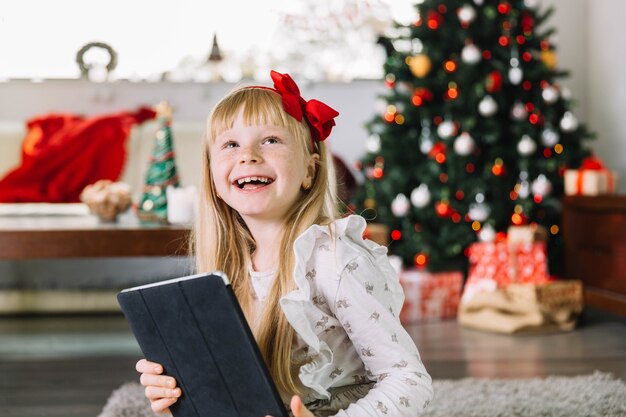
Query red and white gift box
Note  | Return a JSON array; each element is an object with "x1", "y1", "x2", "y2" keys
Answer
[
  {"x1": 399, "y1": 269, "x2": 463, "y2": 323},
  {"x1": 564, "y1": 156, "x2": 618, "y2": 196},
  {"x1": 463, "y1": 241, "x2": 551, "y2": 303}
]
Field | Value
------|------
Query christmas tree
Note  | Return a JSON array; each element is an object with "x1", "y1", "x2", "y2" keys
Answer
[
  {"x1": 352, "y1": 0, "x2": 593, "y2": 273},
  {"x1": 138, "y1": 102, "x2": 180, "y2": 223}
]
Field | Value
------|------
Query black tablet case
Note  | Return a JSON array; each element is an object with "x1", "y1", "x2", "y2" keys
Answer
[{"x1": 117, "y1": 272, "x2": 288, "y2": 417}]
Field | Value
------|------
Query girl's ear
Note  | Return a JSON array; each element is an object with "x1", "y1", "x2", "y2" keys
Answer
[{"x1": 302, "y1": 153, "x2": 320, "y2": 190}]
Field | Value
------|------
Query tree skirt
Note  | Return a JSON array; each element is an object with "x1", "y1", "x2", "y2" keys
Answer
[{"x1": 99, "y1": 371, "x2": 626, "y2": 417}]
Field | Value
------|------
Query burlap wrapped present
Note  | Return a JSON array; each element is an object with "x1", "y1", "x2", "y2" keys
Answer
[{"x1": 458, "y1": 281, "x2": 583, "y2": 334}]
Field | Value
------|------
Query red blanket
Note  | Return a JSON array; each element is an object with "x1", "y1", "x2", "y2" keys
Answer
[{"x1": 0, "y1": 107, "x2": 155, "y2": 202}]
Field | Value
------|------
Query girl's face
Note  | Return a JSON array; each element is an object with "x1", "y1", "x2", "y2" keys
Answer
[{"x1": 209, "y1": 109, "x2": 317, "y2": 224}]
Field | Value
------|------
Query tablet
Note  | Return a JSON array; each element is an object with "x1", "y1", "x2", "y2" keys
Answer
[{"x1": 117, "y1": 272, "x2": 289, "y2": 417}]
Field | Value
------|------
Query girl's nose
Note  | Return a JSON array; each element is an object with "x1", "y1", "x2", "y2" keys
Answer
[{"x1": 239, "y1": 144, "x2": 262, "y2": 164}]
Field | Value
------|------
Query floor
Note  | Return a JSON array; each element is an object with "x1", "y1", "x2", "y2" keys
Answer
[{"x1": 1, "y1": 308, "x2": 625, "y2": 417}]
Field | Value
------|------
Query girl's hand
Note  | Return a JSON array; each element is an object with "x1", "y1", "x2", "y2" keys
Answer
[
  {"x1": 289, "y1": 395, "x2": 315, "y2": 417},
  {"x1": 266, "y1": 395, "x2": 315, "y2": 417},
  {"x1": 136, "y1": 358, "x2": 182, "y2": 414}
]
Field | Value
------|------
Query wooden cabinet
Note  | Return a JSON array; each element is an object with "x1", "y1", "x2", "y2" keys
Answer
[
  {"x1": 0, "y1": 216, "x2": 190, "y2": 259},
  {"x1": 562, "y1": 196, "x2": 626, "y2": 316}
]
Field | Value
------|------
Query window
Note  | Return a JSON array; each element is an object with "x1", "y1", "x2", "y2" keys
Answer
[{"x1": 0, "y1": 0, "x2": 415, "y2": 81}]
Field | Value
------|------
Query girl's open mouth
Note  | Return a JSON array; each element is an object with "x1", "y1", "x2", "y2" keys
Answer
[{"x1": 234, "y1": 176, "x2": 274, "y2": 190}]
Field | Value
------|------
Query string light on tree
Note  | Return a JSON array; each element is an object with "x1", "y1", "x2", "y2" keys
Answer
[
  {"x1": 435, "y1": 200, "x2": 452, "y2": 217},
  {"x1": 414, "y1": 252, "x2": 429, "y2": 268}
]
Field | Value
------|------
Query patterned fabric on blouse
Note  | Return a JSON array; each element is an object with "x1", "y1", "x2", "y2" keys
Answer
[{"x1": 273, "y1": 215, "x2": 434, "y2": 416}]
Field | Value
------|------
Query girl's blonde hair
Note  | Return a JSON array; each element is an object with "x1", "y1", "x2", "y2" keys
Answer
[{"x1": 193, "y1": 87, "x2": 339, "y2": 396}]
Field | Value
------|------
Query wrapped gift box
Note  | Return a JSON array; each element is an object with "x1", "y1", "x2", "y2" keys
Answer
[
  {"x1": 463, "y1": 241, "x2": 550, "y2": 303},
  {"x1": 507, "y1": 224, "x2": 547, "y2": 245},
  {"x1": 399, "y1": 269, "x2": 463, "y2": 323},
  {"x1": 564, "y1": 157, "x2": 618, "y2": 196},
  {"x1": 458, "y1": 281, "x2": 583, "y2": 334}
]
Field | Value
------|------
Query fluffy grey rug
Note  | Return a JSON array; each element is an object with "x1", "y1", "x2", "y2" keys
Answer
[{"x1": 99, "y1": 371, "x2": 626, "y2": 417}]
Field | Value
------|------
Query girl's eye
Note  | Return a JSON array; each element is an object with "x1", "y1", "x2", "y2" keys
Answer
[
  {"x1": 263, "y1": 136, "x2": 280, "y2": 145},
  {"x1": 224, "y1": 141, "x2": 238, "y2": 149}
]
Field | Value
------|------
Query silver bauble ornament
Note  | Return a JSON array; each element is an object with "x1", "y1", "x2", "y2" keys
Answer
[
  {"x1": 419, "y1": 126, "x2": 434, "y2": 153},
  {"x1": 457, "y1": 5, "x2": 476, "y2": 24},
  {"x1": 508, "y1": 67, "x2": 523, "y2": 85},
  {"x1": 518, "y1": 180, "x2": 530, "y2": 199},
  {"x1": 478, "y1": 224, "x2": 496, "y2": 242},
  {"x1": 511, "y1": 101, "x2": 528, "y2": 120},
  {"x1": 478, "y1": 95, "x2": 498, "y2": 117},
  {"x1": 469, "y1": 203, "x2": 491, "y2": 222},
  {"x1": 531, "y1": 174, "x2": 552, "y2": 196},
  {"x1": 542, "y1": 86, "x2": 559, "y2": 104},
  {"x1": 391, "y1": 193, "x2": 411, "y2": 217},
  {"x1": 453, "y1": 132, "x2": 475, "y2": 156},
  {"x1": 560, "y1": 111, "x2": 579, "y2": 132},
  {"x1": 375, "y1": 98, "x2": 387, "y2": 113},
  {"x1": 420, "y1": 138, "x2": 433, "y2": 154},
  {"x1": 517, "y1": 134, "x2": 537, "y2": 156},
  {"x1": 461, "y1": 44, "x2": 482, "y2": 64},
  {"x1": 437, "y1": 120, "x2": 456, "y2": 139},
  {"x1": 410, "y1": 184, "x2": 431, "y2": 208},
  {"x1": 366, "y1": 134, "x2": 381, "y2": 153},
  {"x1": 541, "y1": 126, "x2": 560, "y2": 147},
  {"x1": 395, "y1": 81, "x2": 413, "y2": 95}
]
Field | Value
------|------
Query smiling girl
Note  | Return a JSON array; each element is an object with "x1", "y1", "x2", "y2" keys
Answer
[{"x1": 136, "y1": 71, "x2": 433, "y2": 416}]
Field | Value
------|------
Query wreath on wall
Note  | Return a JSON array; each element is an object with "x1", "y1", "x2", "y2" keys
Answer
[{"x1": 76, "y1": 41, "x2": 118, "y2": 79}]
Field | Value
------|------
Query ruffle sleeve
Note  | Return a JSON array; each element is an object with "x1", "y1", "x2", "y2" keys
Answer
[{"x1": 279, "y1": 215, "x2": 413, "y2": 401}]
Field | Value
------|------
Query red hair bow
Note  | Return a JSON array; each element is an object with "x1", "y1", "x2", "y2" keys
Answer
[{"x1": 269, "y1": 70, "x2": 339, "y2": 144}]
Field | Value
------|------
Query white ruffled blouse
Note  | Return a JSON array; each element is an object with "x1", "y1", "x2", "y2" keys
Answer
[{"x1": 250, "y1": 215, "x2": 433, "y2": 416}]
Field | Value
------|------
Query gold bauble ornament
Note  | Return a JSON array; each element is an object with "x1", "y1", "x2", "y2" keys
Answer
[
  {"x1": 407, "y1": 54, "x2": 432, "y2": 78},
  {"x1": 540, "y1": 50, "x2": 557, "y2": 70},
  {"x1": 364, "y1": 198, "x2": 377, "y2": 209}
]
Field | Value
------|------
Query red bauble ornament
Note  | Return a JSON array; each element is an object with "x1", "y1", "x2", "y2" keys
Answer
[
  {"x1": 427, "y1": 11, "x2": 443, "y2": 30},
  {"x1": 412, "y1": 87, "x2": 434, "y2": 107},
  {"x1": 497, "y1": 2, "x2": 511, "y2": 14},
  {"x1": 428, "y1": 142, "x2": 447, "y2": 159},
  {"x1": 485, "y1": 70, "x2": 503, "y2": 93},
  {"x1": 521, "y1": 11, "x2": 534, "y2": 32}
]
